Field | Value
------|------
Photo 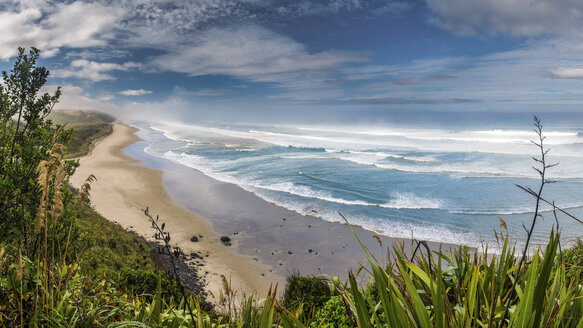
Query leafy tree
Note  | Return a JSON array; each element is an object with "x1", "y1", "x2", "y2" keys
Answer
[{"x1": 0, "y1": 47, "x2": 75, "y2": 253}]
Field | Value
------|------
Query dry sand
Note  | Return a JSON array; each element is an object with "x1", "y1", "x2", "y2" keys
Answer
[{"x1": 71, "y1": 122, "x2": 458, "y2": 303}]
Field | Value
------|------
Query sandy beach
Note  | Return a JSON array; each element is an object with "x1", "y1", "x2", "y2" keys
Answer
[
  {"x1": 72, "y1": 122, "x2": 456, "y2": 302},
  {"x1": 71, "y1": 123, "x2": 281, "y2": 302}
]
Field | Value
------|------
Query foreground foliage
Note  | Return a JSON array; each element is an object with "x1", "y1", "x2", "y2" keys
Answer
[
  {"x1": 0, "y1": 47, "x2": 74, "y2": 251},
  {"x1": 3, "y1": 220, "x2": 582, "y2": 327}
]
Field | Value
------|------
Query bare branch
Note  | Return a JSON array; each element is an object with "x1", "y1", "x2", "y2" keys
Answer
[
  {"x1": 143, "y1": 207, "x2": 196, "y2": 323},
  {"x1": 501, "y1": 115, "x2": 555, "y2": 327},
  {"x1": 546, "y1": 162, "x2": 559, "y2": 169},
  {"x1": 516, "y1": 184, "x2": 583, "y2": 224}
]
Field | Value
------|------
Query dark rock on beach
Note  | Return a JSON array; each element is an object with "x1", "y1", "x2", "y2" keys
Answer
[
  {"x1": 220, "y1": 236, "x2": 231, "y2": 243},
  {"x1": 149, "y1": 241, "x2": 208, "y2": 304},
  {"x1": 190, "y1": 236, "x2": 199, "y2": 242}
]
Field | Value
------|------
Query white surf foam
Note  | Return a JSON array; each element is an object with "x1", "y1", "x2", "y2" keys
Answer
[{"x1": 380, "y1": 193, "x2": 443, "y2": 209}]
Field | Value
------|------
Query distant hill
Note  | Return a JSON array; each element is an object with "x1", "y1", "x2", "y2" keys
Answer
[
  {"x1": 49, "y1": 110, "x2": 116, "y2": 124},
  {"x1": 49, "y1": 110, "x2": 116, "y2": 158}
]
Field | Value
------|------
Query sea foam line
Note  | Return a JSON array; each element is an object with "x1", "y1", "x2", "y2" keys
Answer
[{"x1": 152, "y1": 122, "x2": 583, "y2": 158}]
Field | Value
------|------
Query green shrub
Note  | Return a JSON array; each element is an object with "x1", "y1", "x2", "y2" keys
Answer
[
  {"x1": 118, "y1": 267, "x2": 183, "y2": 300},
  {"x1": 561, "y1": 239, "x2": 583, "y2": 281},
  {"x1": 309, "y1": 295, "x2": 352, "y2": 328},
  {"x1": 70, "y1": 205, "x2": 185, "y2": 299},
  {"x1": 282, "y1": 273, "x2": 330, "y2": 308}
]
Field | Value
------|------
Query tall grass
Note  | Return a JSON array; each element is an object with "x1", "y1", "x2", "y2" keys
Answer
[{"x1": 325, "y1": 219, "x2": 583, "y2": 327}]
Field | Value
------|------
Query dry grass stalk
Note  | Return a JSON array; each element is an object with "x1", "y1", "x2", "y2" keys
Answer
[
  {"x1": 75, "y1": 174, "x2": 97, "y2": 207},
  {"x1": 498, "y1": 216, "x2": 507, "y2": 230},
  {"x1": 36, "y1": 142, "x2": 66, "y2": 229},
  {"x1": 0, "y1": 247, "x2": 5, "y2": 268},
  {"x1": 33, "y1": 126, "x2": 77, "y2": 317},
  {"x1": 218, "y1": 274, "x2": 240, "y2": 317}
]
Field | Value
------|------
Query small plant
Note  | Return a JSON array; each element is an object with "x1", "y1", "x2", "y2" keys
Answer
[
  {"x1": 309, "y1": 295, "x2": 352, "y2": 328},
  {"x1": 282, "y1": 272, "x2": 330, "y2": 309}
]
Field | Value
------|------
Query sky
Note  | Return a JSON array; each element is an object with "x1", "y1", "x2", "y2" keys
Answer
[{"x1": 1, "y1": 0, "x2": 583, "y2": 124}]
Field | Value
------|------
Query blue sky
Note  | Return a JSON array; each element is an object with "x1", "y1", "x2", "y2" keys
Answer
[{"x1": 1, "y1": 0, "x2": 583, "y2": 123}]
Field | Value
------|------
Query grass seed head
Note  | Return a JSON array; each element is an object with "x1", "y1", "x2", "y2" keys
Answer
[{"x1": 498, "y1": 216, "x2": 508, "y2": 231}]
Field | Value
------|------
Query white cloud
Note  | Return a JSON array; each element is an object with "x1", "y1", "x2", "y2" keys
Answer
[
  {"x1": 426, "y1": 0, "x2": 583, "y2": 38},
  {"x1": 152, "y1": 25, "x2": 367, "y2": 81},
  {"x1": 52, "y1": 60, "x2": 141, "y2": 81},
  {"x1": 349, "y1": 39, "x2": 583, "y2": 105},
  {"x1": 549, "y1": 68, "x2": 583, "y2": 79},
  {"x1": 118, "y1": 89, "x2": 153, "y2": 96},
  {"x1": 0, "y1": 0, "x2": 122, "y2": 60},
  {"x1": 47, "y1": 84, "x2": 117, "y2": 112},
  {"x1": 98, "y1": 94, "x2": 115, "y2": 102}
]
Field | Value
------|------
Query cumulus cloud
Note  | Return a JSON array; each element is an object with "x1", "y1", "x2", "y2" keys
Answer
[
  {"x1": 9, "y1": 0, "x2": 583, "y2": 109},
  {"x1": 118, "y1": 89, "x2": 153, "y2": 96},
  {"x1": 152, "y1": 24, "x2": 367, "y2": 81},
  {"x1": 426, "y1": 0, "x2": 583, "y2": 38},
  {"x1": 0, "y1": 0, "x2": 122, "y2": 60},
  {"x1": 52, "y1": 60, "x2": 141, "y2": 81}
]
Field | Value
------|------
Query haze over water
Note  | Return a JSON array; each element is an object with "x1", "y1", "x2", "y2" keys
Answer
[{"x1": 131, "y1": 114, "x2": 583, "y2": 250}]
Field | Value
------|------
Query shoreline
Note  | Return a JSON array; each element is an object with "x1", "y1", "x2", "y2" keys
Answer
[{"x1": 71, "y1": 122, "x2": 458, "y2": 301}]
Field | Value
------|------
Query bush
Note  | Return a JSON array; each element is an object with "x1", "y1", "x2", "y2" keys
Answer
[
  {"x1": 561, "y1": 239, "x2": 583, "y2": 281},
  {"x1": 282, "y1": 273, "x2": 330, "y2": 308},
  {"x1": 70, "y1": 205, "x2": 184, "y2": 299},
  {"x1": 118, "y1": 267, "x2": 183, "y2": 300},
  {"x1": 309, "y1": 295, "x2": 352, "y2": 328}
]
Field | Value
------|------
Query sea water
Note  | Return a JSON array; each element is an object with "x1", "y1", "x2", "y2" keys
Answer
[{"x1": 129, "y1": 120, "x2": 583, "y2": 249}]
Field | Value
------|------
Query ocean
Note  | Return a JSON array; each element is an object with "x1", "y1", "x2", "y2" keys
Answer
[{"x1": 128, "y1": 119, "x2": 583, "y2": 250}]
